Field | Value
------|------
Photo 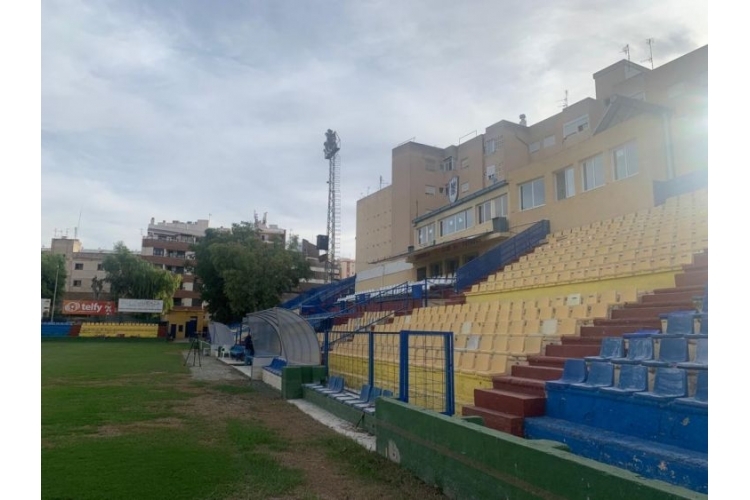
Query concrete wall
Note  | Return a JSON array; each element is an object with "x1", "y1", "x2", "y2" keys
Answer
[{"x1": 376, "y1": 398, "x2": 704, "y2": 500}]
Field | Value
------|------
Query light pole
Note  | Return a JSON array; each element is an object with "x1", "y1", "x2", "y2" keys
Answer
[{"x1": 50, "y1": 263, "x2": 60, "y2": 322}]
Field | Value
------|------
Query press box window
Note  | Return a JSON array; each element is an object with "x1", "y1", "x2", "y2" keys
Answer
[{"x1": 74, "y1": 263, "x2": 84, "y2": 270}]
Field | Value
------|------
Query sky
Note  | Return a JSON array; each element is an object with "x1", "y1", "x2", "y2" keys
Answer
[{"x1": 41, "y1": 0, "x2": 707, "y2": 259}]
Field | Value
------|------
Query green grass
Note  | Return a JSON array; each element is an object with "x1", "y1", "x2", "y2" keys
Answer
[{"x1": 42, "y1": 341, "x2": 302, "y2": 500}]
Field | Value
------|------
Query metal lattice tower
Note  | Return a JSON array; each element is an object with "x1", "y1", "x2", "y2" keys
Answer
[{"x1": 323, "y1": 129, "x2": 341, "y2": 283}]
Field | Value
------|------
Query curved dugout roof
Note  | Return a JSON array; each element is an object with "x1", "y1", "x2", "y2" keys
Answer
[{"x1": 243, "y1": 307, "x2": 320, "y2": 365}]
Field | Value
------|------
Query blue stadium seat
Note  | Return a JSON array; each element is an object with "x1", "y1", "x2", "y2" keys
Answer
[
  {"x1": 336, "y1": 384, "x2": 371, "y2": 404},
  {"x1": 611, "y1": 337, "x2": 654, "y2": 365},
  {"x1": 354, "y1": 387, "x2": 383, "y2": 410},
  {"x1": 570, "y1": 362, "x2": 614, "y2": 390},
  {"x1": 599, "y1": 364, "x2": 649, "y2": 395},
  {"x1": 584, "y1": 337, "x2": 625, "y2": 362},
  {"x1": 662, "y1": 311, "x2": 697, "y2": 336},
  {"x1": 642, "y1": 337, "x2": 689, "y2": 367},
  {"x1": 677, "y1": 338, "x2": 708, "y2": 370},
  {"x1": 633, "y1": 367, "x2": 688, "y2": 402},
  {"x1": 675, "y1": 370, "x2": 708, "y2": 408},
  {"x1": 547, "y1": 359, "x2": 587, "y2": 390},
  {"x1": 320, "y1": 376, "x2": 345, "y2": 395}
]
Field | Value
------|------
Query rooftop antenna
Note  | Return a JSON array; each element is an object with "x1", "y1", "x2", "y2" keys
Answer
[
  {"x1": 643, "y1": 38, "x2": 655, "y2": 69},
  {"x1": 559, "y1": 90, "x2": 569, "y2": 109},
  {"x1": 621, "y1": 44, "x2": 631, "y2": 62}
]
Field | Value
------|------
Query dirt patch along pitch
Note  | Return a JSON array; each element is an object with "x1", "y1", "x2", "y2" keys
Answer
[{"x1": 182, "y1": 354, "x2": 447, "y2": 500}]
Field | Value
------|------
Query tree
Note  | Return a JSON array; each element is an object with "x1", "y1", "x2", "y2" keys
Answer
[
  {"x1": 191, "y1": 222, "x2": 312, "y2": 323},
  {"x1": 102, "y1": 242, "x2": 182, "y2": 313},
  {"x1": 41, "y1": 253, "x2": 66, "y2": 300}
]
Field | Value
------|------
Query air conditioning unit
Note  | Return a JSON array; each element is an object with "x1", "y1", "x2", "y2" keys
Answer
[{"x1": 492, "y1": 217, "x2": 509, "y2": 232}]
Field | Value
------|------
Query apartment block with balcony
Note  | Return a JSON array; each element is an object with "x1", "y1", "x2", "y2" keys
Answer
[
  {"x1": 141, "y1": 218, "x2": 209, "y2": 337},
  {"x1": 355, "y1": 45, "x2": 707, "y2": 292}
]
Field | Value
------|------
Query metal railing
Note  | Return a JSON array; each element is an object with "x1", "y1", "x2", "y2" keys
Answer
[{"x1": 455, "y1": 219, "x2": 550, "y2": 291}]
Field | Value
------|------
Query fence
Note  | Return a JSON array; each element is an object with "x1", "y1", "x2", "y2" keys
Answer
[{"x1": 322, "y1": 329, "x2": 455, "y2": 415}]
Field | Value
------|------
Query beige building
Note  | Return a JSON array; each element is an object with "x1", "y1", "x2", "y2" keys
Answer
[
  {"x1": 339, "y1": 257, "x2": 356, "y2": 279},
  {"x1": 44, "y1": 237, "x2": 113, "y2": 300},
  {"x1": 141, "y1": 218, "x2": 210, "y2": 337},
  {"x1": 355, "y1": 45, "x2": 708, "y2": 292}
]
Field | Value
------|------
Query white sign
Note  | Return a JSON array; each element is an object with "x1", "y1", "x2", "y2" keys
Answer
[
  {"x1": 41, "y1": 299, "x2": 51, "y2": 315},
  {"x1": 118, "y1": 299, "x2": 164, "y2": 313}
]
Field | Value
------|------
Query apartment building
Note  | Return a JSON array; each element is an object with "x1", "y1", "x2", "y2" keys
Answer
[
  {"x1": 43, "y1": 236, "x2": 112, "y2": 300},
  {"x1": 141, "y1": 218, "x2": 209, "y2": 337},
  {"x1": 355, "y1": 45, "x2": 708, "y2": 292}
]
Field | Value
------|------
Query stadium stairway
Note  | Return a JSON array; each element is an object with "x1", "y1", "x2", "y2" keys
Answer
[{"x1": 461, "y1": 249, "x2": 708, "y2": 437}]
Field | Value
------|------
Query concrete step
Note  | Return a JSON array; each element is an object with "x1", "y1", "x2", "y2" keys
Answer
[
  {"x1": 560, "y1": 336, "x2": 604, "y2": 346},
  {"x1": 492, "y1": 375, "x2": 548, "y2": 396},
  {"x1": 527, "y1": 355, "x2": 568, "y2": 369},
  {"x1": 634, "y1": 293, "x2": 699, "y2": 305},
  {"x1": 545, "y1": 344, "x2": 601, "y2": 358},
  {"x1": 580, "y1": 324, "x2": 662, "y2": 337},
  {"x1": 675, "y1": 270, "x2": 708, "y2": 288},
  {"x1": 509, "y1": 364, "x2": 564, "y2": 381},
  {"x1": 473, "y1": 388, "x2": 547, "y2": 417},
  {"x1": 592, "y1": 318, "x2": 663, "y2": 328},
  {"x1": 651, "y1": 284, "x2": 706, "y2": 295},
  {"x1": 461, "y1": 405, "x2": 524, "y2": 437},
  {"x1": 610, "y1": 304, "x2": 695, "y2": 319}
]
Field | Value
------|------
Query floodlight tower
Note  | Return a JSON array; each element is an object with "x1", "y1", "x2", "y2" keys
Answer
[{"x1": 323, "y1": 129, "x2": 341, "y2": 284}]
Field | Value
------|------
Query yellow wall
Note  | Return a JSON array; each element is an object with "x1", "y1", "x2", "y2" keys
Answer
[{"x1": 79, "y1": 323, "x2": 158, "y2": 338}]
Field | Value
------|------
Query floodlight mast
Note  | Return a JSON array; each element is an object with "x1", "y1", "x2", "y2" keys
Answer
[{"x1": 323, "y1": 129, "x2": 341, "y2": 284}]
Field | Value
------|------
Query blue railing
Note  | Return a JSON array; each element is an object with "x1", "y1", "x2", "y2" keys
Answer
[
  {"x1": 281, "y1": 276, "x2": 356, "y2": 312},
  {"x1": 306, "y1": 281, "x2": 414, "y2": 334},
  {"x1": 455, "y1": 219, "x2": 550, "y2": 292}
]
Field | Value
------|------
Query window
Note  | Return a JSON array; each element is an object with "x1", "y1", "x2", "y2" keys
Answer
[
  {"x1": 582, "y1": 154, "x2": 605, "y2": 191},
  {"x1": 441, "y1": 157, "x2": 454, "y2": 171},
  {"x1": 417, "y1": 224, "x2": 435, "y2": 245},
  {"x1": 486, "y1": 165, "x2": 497, "y2": 182},
  {"x1": 73, "y1": 280, "x2": 82, "y2": 287},
  {"x1": 74, "y1": 263, "x2": 83, "y2": 270},
  {"x1": 425, "y1": 185, "x2": 436, "y2": 195},
  {"x1": 153, "y1": 248, "x2": 165, "y2": 257},
  {"x1": 97, "y1": 263, "x2": 103, "y2": 271},
  {"x1": 484, "y1": 138, "x2": 497, "y2": 155},
  {"x1": 493, "y1": 194, "x2": 508, "y2": 218},
  {"x1": 477, "y1": 200, "x2": 491, "y2": 224},
  {"x1": 461, "y1": 182, "x2": 469, "y2": 193},
  {"x1": 563, "y1": 115, "x2": 589, "y2": 138},
  {"x1": 439, "y1": 209, "x2": 474, "y2": 237},
  {"x1": 613, "y1": 141, "x2": 638, "y2": 180},
  {"x1": 520, "y1": 178, "x2": 545, "y2": 210},
  {"x1": 543, "y1": 135, "x2": 556, "y2": 148},
  {"x1": 555, "y1": 167, "x2": 575, "y2": 200},
  {"x1": 460, "y1": 157, "x2": 469, "y2": 169},
  {"x1": 528, "y1": 141, "x2": 541, "y2": 153},
  {"x1": 416, "y1": 267, "x2": 427, "y2": 280}
]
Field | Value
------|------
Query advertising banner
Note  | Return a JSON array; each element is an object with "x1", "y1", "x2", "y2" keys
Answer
[
  {"x1": 117, "y1": 299, "x2": 163, "y2": 313},
  {"x1": 62, "y1": 300, "x2": 117, "y2": 316}
]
